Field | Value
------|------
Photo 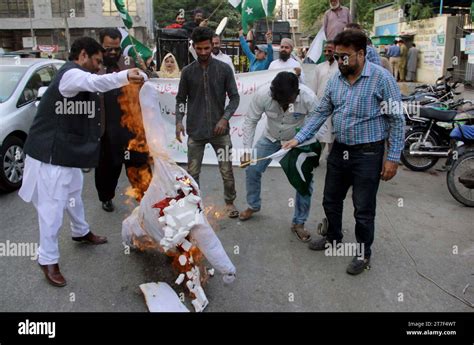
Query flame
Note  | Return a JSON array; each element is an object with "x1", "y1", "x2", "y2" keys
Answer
[
  {"x1": 125, "y1": 165, "x2": 152, "y2": 202},
  {"x1": 131, "y1": 234, "x2": 162, "y2": 252},
  {"x1": 203, "y1": 203, "x2": 227, "y2": 231},
  {"x1": 118, "y1": 84, "x2": 152, "y2": 202},
  {"x1": 118, "y1": 85, "x2": 211, "y2": 297}
]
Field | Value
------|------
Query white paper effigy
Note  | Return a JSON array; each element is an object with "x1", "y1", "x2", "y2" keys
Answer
[{"x1": 122, "y1": 80, "x2": 236, "y2": 279}]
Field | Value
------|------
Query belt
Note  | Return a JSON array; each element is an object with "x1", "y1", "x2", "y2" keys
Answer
[{"x1": 335, "y1": 140, "x2": 385, "y2": 151}]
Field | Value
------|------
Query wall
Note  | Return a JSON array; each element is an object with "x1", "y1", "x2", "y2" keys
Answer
[
  {"x1": 0, "y1": 0, "x2": 152, "y2": 35},
  {"x1": 373, "y1": 3, "x2": 401, "y2": 36},
  {"x1": 400, "y1": 16, "x2": 457, "y2": 83}
]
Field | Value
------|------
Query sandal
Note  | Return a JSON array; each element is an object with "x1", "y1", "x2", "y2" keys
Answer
[
  {"x1": 225, "y1": 204, "x2": 239, "y2": 218},
  {"x1": 291, "y1": 224, "x2": 311, "y2": 242}
]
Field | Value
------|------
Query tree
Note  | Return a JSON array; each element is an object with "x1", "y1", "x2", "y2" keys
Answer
[
  {"x1": 300, "y1": 0, "x2": 393, "y2": 35},
  {"x1": 397, "y1": 0, "x2": 433, "y2": 22}
]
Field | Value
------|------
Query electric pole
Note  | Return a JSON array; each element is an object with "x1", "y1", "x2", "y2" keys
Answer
[
  {"x1": 350, "y1": 0, "x2": 356, "y2": 23},
  {"x1": 27, "y1": 0, "x2": 36, "y2": 48}
]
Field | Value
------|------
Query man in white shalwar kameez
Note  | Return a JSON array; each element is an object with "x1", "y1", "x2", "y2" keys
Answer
[
  {"x1": 19, "y1": 37, "x2": 145, "y2": 287},
  {"x1": 311, "y1": 41, "x2": 339, "y2": 153}
]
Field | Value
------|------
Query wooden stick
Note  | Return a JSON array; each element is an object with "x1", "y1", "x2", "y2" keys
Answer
[{"x1": 239, "y1": 156, "x2": 272, "y2": 168}]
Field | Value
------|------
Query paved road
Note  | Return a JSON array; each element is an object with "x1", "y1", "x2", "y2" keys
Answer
[{"x1": 1, "y1": 156, "x2": 473, "y2": 312}]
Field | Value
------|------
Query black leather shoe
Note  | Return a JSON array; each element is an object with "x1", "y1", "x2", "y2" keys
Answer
[
  {"x1": 346, "y1": 256, "x2": 371, "y2": 275},
  {"x1": 102, "y1": 200, "x2": 114, "y2": 212}
]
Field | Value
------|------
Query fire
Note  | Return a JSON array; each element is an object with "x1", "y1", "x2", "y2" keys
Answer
[
  {"x1": 125, "y1": 165, "x2": 152, "y2": 202},
  {"x1": 119, "y1": 83, "x2": 212, "y2": 311},
  {"x1": 203, "y1": 203, "x2": 227, "y2": 231},
  {"x1": 118, "y1": 84, "x2": 152, "y2": 202},
  {"x1": 131, "y1": 234, "x2": 162, "y2": 252}
]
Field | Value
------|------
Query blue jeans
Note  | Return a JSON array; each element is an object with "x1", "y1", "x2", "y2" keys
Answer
[
  {"x1": 246, "y1": 136, "x2": 313, "y2": 225},
  {"x1": 323, "y1": 140, "x2": 385, "y2": 258}
]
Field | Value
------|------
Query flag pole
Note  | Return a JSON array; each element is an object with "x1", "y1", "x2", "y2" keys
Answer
[
  {"x1": 239, "y1": 156, "x2": 272, "y2": 168},
  {"x1": 207, "y1": 0, "x2": 226, "y2": 21},
  {"x1": 128, "y1": 31, "x2": 147, "y2": 70}
]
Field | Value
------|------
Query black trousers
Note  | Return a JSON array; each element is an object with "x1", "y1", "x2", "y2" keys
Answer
[
  {"x1": 323, "y1": 140, "x2": 385, "y2": 258},
  {"x1": 95, "y1": 138, "x2": 150, "y2": 202}
]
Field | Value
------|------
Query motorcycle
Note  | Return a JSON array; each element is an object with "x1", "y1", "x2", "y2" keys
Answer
[
  {"x1": 402, "y1": 67, "x2": 462, "y2": 126},
  {"x1": 400, "y1": 100, "x2": 474, "y2": 171},
  {"x1": 446, "y1": 125, "x2": 474, "y2": 207}
]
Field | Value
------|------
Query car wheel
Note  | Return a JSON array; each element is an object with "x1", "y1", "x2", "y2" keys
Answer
[{"x1": 0, "y1": 136, "x2": 25, "y2": 192}]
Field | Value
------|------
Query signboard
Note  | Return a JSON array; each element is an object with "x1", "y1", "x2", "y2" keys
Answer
[
  {"x1": 465, "y1": 33, "x2": 474, "y2": 55},
  {"x1": 151, "y1": 69, "x2": 293, "y2": 166},
  {"x1": 22, "y1": 37, "x2": 36, "y2": 48}
]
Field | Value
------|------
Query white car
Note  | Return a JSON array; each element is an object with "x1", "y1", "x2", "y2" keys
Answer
[{"x1": 0, "y1": 57, "x2": 64, "y2": 192}]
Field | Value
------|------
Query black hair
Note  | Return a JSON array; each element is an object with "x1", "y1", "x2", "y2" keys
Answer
[
  {"x1": 325, "y1": 40, "x2": 335, "y2": 46},
  {"x1": 193, "y1": 8, "x2": 205, "y2": 16},
  {"x1": 333, "y1": 29, "x2": 367, "y2": 56},
  {"x1": 99, "y1": 28, "x2": 122, "y2": 44},
  {"x1": 412, "y1": 43, "x2": 416, "y2": 47},
  {"x1": 192, "y1": 27, "x2": 214, "y2": 44},
  {"x1": 345, "y1": 22, "x2": 362, "y2": 30},
  {"x1": 212, "y1": 33, "x2": 221, "y2": 39},
  {"x1": 270, "y1": 72, "x2": 299, "y2": 102},
  {"x1": 68, "y1": 37, "x2": 104, "y2": 61}
]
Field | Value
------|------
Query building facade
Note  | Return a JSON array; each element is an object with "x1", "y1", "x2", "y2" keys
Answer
[
  {"x1": 373, "y1": 2, "x2": 472, "y2": 84},
  {"x1": 0, "y1": 0, "x2": 154, "y2": 57}
]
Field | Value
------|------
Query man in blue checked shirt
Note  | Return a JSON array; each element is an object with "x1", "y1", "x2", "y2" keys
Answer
[
  {"x1": 283, "y1": 29, "x2": 405, "y2": 275},
  {"x1": 344, "y1": 23, "x2": 381, "y2": 66}
]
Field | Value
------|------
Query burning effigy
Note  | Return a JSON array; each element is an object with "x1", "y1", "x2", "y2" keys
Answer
[{"x1": 120, "y1": 82, "x2": 236, "y2": 312}]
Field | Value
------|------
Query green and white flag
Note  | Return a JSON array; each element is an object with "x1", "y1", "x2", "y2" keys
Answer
[
  {"x1": 307, "y1": 27, "x2": 327, "y2": 64},
  {"x1": 118, "y1": 27, "x2": 153, "y2": 63},
  {"x1": 229, "y1": 0, "x2": 276, "y2": 34},
  {"x1": 266, "y1": 139, "x2": 322, "y2": 196},
  {"x1": 114, "y1": 0, "x2": 133, "y2": 29}
]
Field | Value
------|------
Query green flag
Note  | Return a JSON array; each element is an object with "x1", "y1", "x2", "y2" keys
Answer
[
  {"x1": 114, "y1": 0, "x2": 133, "y2": 29},
  {"x1": 230, "y1": 0, "x2": 276, "y2": 34},
  {"x1": 271, "y1": 142, "x2": 322, "y2": 196},
  {"x1": 118, "y1": 27, "x2": 153, "y2": 64}
]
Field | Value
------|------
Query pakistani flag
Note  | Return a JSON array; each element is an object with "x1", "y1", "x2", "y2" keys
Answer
[
  {"x1": 114, "y1": 0, "x2": 133, "y2": 29},
  {"x1": 229, "y1": 0, "x2": 276, "y2": 34},
  {"x1": 118, "y1": 27, "x2": 153, "y2": 63},
  {"x1": 307, "y1": 27, "x2": 327, "y2": 64},
  {"x1": 267, "y1": 139, "x2": 322, "y2": 196}
]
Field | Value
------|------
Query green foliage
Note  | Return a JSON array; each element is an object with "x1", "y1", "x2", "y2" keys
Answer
[
  {"x1": 397, "y1": 0, "x2": 433, "y2": 22},
  {"x1": 299, "y1": 0, "x2": 428, "y2": 35}
]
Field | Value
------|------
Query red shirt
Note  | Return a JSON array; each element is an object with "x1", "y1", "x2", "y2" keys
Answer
[{"x1": 165, "y1": 23, "x2": 183, "y2": 29}]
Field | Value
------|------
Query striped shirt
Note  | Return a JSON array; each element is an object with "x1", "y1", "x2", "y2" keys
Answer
[
  {"x1": 294, "y1": 61, "x2": 405, "y2": 162},
  {"x1": 366, "y1": 46, "x2": 381, "y2": 66}
]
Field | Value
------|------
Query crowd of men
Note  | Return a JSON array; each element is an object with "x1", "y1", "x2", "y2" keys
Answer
[{"x1": 19, "y1": 0, "x2": 408, "y2": 287}]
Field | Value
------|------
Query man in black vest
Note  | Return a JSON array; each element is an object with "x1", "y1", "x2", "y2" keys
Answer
[
  {"x1": 94, "y1": 28, "x2": 151, "y2": 212},
  {"x1": 19, "y1": 37, "x2": 144, "y2": 287}
]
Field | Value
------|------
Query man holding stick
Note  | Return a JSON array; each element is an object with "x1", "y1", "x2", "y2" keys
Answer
[{"x1": 240, "y1": 72, "x2": 327, "y2": 242}]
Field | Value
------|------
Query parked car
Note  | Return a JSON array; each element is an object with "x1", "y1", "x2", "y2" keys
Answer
[{"x1": 0, "y1": 57, "x2": 64, "y2": 192}]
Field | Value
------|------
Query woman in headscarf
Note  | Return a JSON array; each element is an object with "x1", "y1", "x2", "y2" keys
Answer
[{"x1": 158, "y1": 53, "x2": 181, "y2": 78}]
